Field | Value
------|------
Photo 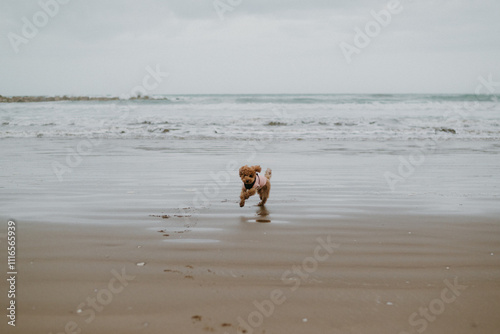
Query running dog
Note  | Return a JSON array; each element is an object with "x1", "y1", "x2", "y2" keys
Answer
[{"x1": 238, "y1": 165, "x2": 272, "y2": 207}]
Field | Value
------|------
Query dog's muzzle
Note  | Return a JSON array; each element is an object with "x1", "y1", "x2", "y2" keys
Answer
[{"x1": 244, "y1": 179, "x2": 256, "y2": 190}]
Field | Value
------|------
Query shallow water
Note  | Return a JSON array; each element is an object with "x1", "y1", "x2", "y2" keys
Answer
[{"x1": 1, "y1": 138, "x2": 498, "y2": 225}]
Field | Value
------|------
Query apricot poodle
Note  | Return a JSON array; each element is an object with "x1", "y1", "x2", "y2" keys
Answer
[{"x1": 239, "y1": 165, "x2": 272, "y2": 207}]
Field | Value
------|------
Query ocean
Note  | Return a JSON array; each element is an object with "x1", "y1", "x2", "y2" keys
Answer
[{"x1": 1, "y1": 94, "x2": 499, "y2": 141}]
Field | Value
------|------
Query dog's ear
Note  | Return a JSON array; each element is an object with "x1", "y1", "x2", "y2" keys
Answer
[
  {"x1": 251, "y1": 165, "x2": 261, "y2": 173},
  {"x1": 239, "y1": 165, "x2": 248, "y2": 177}
]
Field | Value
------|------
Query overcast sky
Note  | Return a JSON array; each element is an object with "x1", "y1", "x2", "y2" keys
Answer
[{"x1": 1, "y1": 0, "x2": 499, "y2": 95}]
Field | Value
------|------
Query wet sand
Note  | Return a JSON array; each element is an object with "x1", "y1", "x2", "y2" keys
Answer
[{"x1": 1, "y1": 138, "x2": 499, "y2": 334}]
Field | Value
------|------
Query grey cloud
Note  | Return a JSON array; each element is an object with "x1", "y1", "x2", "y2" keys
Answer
[{"x1": 0, "y1": 0, "x2": 499, "y2": 95}]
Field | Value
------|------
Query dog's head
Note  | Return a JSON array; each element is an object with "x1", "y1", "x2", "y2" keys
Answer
[{"x1": 239, "y1": 165, "x2": 261, "y2": 188}]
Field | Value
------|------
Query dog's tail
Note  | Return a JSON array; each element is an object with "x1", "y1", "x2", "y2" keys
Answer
[{"x1": 265, "y1": 168, "x2": 272, "y2": 180}]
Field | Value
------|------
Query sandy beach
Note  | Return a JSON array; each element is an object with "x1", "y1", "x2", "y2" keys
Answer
[{"x1": 1, "y1": 138, "x2": 499, "y2": 334}]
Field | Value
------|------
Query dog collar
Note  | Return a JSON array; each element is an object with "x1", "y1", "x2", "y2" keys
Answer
[{"x1": 244, "y1": 174, "x2": 258, "y2": 190}]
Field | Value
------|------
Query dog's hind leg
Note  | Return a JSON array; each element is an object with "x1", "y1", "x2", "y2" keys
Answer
[{"x1": 257, "y1": 190, "x2": 268, "y2": 206}]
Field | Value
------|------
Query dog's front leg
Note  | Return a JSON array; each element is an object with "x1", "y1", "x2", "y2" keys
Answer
[
  {"x1": 239, "y1": 188, "x2": 247, "y2": 207},
  {"x1": 240, "y1": 188, "x2": 257, "y2": 207},
  {"x1": 245, "y1": 188, "x2": 257, "y2": 199}
]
